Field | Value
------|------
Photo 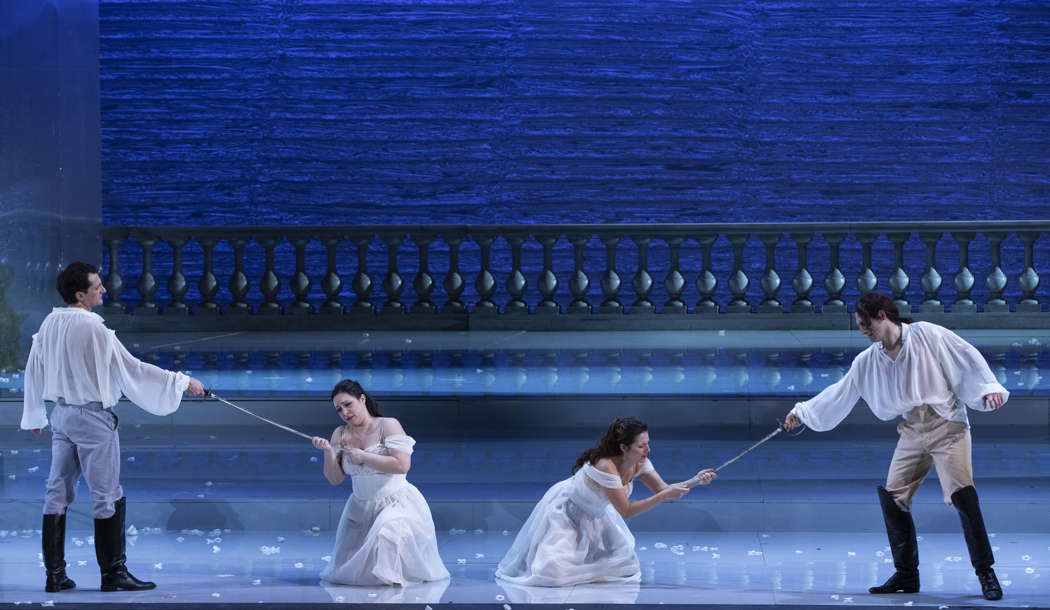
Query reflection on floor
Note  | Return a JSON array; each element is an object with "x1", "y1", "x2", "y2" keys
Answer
[{"x1": 0, "y1": 530, "x2": 1046, "y2": 606}]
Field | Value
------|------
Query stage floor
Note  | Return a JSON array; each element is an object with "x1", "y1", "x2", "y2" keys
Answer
[{"x1": 0, "y1": 530, "x2": 1046, "y2": 607}]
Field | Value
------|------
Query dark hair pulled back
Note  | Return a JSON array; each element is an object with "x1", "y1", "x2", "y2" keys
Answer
[
  {"x1": 855, "y1": 291, "x2": 914, "y2": 326},
  {"x1": 572, "y1": 417, "x2": 648, "y2": 474},
  {"x1": 329, "y1": 379, "x2": 382, "y2": 417}
]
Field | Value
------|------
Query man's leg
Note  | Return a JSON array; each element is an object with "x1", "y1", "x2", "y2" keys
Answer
[
  {"x1": 930, "y1": 423, "x2": 1002, "y2": 601},
  {"x1": 76, "y1": 407, "x2": 155, "y2": 591},
  {"x1": 41, "y1": 407, "x2": 79, "y2": 593},
  {"x1": 870, "y1": 416, "x2": 931, "y2": 594}
]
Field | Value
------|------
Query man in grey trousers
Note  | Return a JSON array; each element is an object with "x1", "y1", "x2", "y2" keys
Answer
[{"x1": 21, "y1": 262, "x2": 205, "y2": 592}]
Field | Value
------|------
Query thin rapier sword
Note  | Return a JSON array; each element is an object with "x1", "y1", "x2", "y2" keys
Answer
[
  {"x1": 682, "y1": 423, "x2": 788, "y2": 488},
  {"x1": 206, "y1": 390, "x2": 353, "y2": 451}
]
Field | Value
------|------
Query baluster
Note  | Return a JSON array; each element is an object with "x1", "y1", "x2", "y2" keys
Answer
[
  {"x1": 257, "y1": 236, "x2": 282, "y2": 315},
  {"x1": 887, "y1": 232, "x2": 911, "y2": 312},
  {"x1": 984, "y1": 232, "x2": 1008, "y2": 312},
  {"x1": 918, "y1": 231, "x2": 943, "y2": 312},
  {"x1": 197, "y1": 236, "x2": 220, "y2": 314},
  {"x1": 536, "y1": 233, "x2": 560, "y2": 314},
  {"x1": 381, "y1": 233, "x2": 405, "y2": 313},
  {"x1": 695, "y1": 234, "x2": 718, "y2": 313},
  {"x1": 791, "y1": 232, "x2": 813, "y2": 313},
  {"x1": 443, "y1": 234, "x2": 467, "y2": 313},
  {"x1": 568, "y1": 232, "x2": 591, "y2": 314},
  {"x1": 663, "y1": 235, "x2": 686, "y2": 314},
  {"x1": 758, "y1": 233, "x2": 782, "y2": 313},
  {"x1": 411, "y1": 233, "x2": 436, "y2": 314},
  {"x1": 321, "y1": 234, "x2": 343, "y2": 314},
  {"x1": 290, "y1": 236, "x2": 313, "y2": 314},
  {"x1": 856, "y1": 232, "x2": 878, "y2": 295},
  {"x1": 1018, "y1": 231, "x2": 1041, "y2": 312},
  {"x1": 166, "y1": 235, "x2": 188, "y2": 315},
  {"x1": 599, "y1": 234, "x2": 623, "y2": 314},
  {"x1": 726, "y1": 233, "x2": 750, "y2": 313},
  {"x1": 505, "y1": 233, "x2": 528, "y2": 313},
  {"x1": 822, "y1": 232, "x2": 847, "y2": 313},
  {"x1": 350, "y1": 234, "x2": 374, "y2": 314},
  {"x1": 951, "y1": 231, "x2": 976, "y2": 313},
  {"x1": 470, "y1": 232, "x2": 494, "y2": 314},
  {"x1": 103, "y1": 235, "x2": 125, "y2": 313},
  {"x1": 630, "y1": 235, "x2": 654, "y2": 313},
  {"x1": 228, "y1": 236, "x2": 250, "y2": 314},
  {"x1": 135, "y1": 234, "x2": 158, "y2": 314}
]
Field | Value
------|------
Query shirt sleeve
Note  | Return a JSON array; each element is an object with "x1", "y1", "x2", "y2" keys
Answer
[
  {"x1": 930, "y1": 324, "x2": 1009, "y2": 411},
  {"x1": 790, "y1": 360, "x2": 862, "y2": 432},
  {"x1": 106, "y1": 329, "x2": 189, "y2": 416},
  {"x1": 20, "y1": 334, "x2": 48, "y2": 430}
]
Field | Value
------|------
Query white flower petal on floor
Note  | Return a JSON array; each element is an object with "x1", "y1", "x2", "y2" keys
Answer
[
  {"x1": 252, "y1": 579, "x2": 261, "y2": 585},
  {"x1": 212, "y1": 545, "x2": 221, "y2": 553},
  {"x1": 154, "y1": 563, "x2": 163, "y2": 569},
  {"x1": 294, "y1": 562, "x2": 304, "y2": 568},
  {"x1": 27, "y1": 466, "x2": 39, "y2": 473}
]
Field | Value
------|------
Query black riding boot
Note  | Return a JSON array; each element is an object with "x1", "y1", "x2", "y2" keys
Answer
[
  {"x1": 951, "y1": 485, "x2": 1002, "y2": 601},
  {"x1": 94, "y1": 497, "x2": 155, "y2": 591},
  {"x1": 869, "y1": 486, "x2": 920, "y2": 594},
  {"x1": 42, "y1": 512, "x2": 76, "y2": 593}
]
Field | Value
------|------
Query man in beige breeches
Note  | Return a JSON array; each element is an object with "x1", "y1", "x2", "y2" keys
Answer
[{"x1": 786, "y1": 292, "x2": 1006, "y2": 601}]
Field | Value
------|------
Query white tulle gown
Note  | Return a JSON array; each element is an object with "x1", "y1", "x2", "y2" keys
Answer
[
  {"x1": 495, "y1": 459, "x2": 655, "y2": 587},
  {"x1": 320, "y1": 430, "x2": 449, "y2": 586}
]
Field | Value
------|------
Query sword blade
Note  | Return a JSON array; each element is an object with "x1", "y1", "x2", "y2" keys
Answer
[{"x1": 713, "y1": 426, "x2": 782, "y2": 472}]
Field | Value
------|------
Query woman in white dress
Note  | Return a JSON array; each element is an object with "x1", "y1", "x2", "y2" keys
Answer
[
  {"x1": 495, "y1": 417, "x2": 716, "y2": 587},
  {"x1": 311, "y1": 379, "x2": 449, "y2": 586}
]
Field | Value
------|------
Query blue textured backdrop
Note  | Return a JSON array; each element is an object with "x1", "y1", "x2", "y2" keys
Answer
[{"x1": 99, "y1": 0, "x2": 1050, "y2": 227}]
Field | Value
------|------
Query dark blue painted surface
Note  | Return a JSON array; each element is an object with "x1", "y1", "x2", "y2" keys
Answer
[{"x1": 99, "y1": 0, "x2": 1050, "y2": 228}]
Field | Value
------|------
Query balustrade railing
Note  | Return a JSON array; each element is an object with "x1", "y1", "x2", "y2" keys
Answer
[{"x1": 99, "y1": 221, "x2": 1050, "y2": 330}]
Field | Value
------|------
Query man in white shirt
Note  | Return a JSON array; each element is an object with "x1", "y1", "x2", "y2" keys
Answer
[
  {"x1": 21, "y1": 262, "x2": 205, "y2": 593},
  {"x1": 785, "y1": 292, "x2": 1005, "y2": 601}
]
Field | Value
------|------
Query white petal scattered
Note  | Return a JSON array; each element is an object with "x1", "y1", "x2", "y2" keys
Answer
[
  {"x1": 207, "y1": 537, "x2": 222, "y2": 544},
  {"x1": 176, "y1": 537, "x2": 185, "y2": 543},
  {"x1": 1002, "y1": 580, "x2": 1012, "y2": 586},
  {"x1": 904, "y1": 602, "x2": 913, "y2": 607},
  {"x1": 847, "y1": 551, "x2": 856, "y2": 556},
  {"x1": 456, "y1": 558, "x2": 466, "y2": 564},
  {"x1": 126, "y1": 525, "x2": 139, "y2": 536},
  {"x1": 260, "y1": 545, "x2": 280, "y2": 555},
  {"x1": 276, "y1": 536, "x2": 286, "y2": 543},
  {"x1": 77, "y1": 560, "x2": 87, "y2": 566},
  {"x1": 474, "y1": 529, "x2": 484, "y2": 535},
  {"x1": 211, "y1": 545, "x2": 221, "y2": 553},
  {"x1": 495, "y1": 595, "x2": 505, "y2": 601},
  {"x1": 876, "y1": 550, "x2": 885, "y2": 557},
  {"x1": 27, "y1": 466, "x2": 39, "y2": 473},
  {"x1": 310, "y1": 456, "x2": 318, "y2": 463},
  {"x1": 1025, "y1": 567, "x2": 1035, "y2": 574},
  {"x1": 502, "y1": 530, "x2": 510, "y2": 536},
  {"x1": 474, "y1": 553, "x2": 485, "y2": 559},
  {"x1": 322, "y1": 555, "x2": 331, "y2": 562},
  {"x1": 503, "y1": 604, "x2": 512, "y2": 610},
  {"x1": 795, "y1": 549, "x2": 803, "y2": 554},
  {"x1": 204, "y1": 481, "x2": 214, "y2": 487},
  {"x1": 41, "y1": 602, "x2": 55, "y2": 607},
  {"x1": 654, "y1": 542, "x2": 668, "y2": 549},
  {"x1": 830, "y1": 594, "x2": 839, "y2": 600},
  {"x1": 294, "y1": 562, "x2": 304, "y2": 568},
  {"x1": 367, "y1": 592, "x2": 377, "y2": 597},
  {"x1": 843, "y1": 597, "x2": 853, "y2": 603},
  {"x1": 718, "y1": 330, "x2": 726, "y2": 336},
  {"x1": 711, "y1": 553, "x2": 720, "y2": 559},
  {"x1": 252, "y1": 579, "x2": 261, "y2": 585},
  {"x1": 748, "y1": 550, "x2": 763, "y2": 556},
  {"x1": 211, "y1": 593, "x2": 220, "y2": 598},
  {"x1": 993, "y1": 546, "x2": 1001, "y2": 551},
  {"x1": 127, "y1": 456, "x2": 136, "y2": 463},
  {"x1": 154, "y1": 563, "x2": 163, "y2": 569},
  {"x1": 1022, "y1": 554, "x2": 1031, "y2": 561}
]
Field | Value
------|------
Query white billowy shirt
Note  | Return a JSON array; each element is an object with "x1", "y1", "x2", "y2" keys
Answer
[
  {"x1": 790, "y1": 321, "x2": 1008, "y2": 432},
  {"x1": 20, "y1": 307, "x2": 190, "y2": 430}
]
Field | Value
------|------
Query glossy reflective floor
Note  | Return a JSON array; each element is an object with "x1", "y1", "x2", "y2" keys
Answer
[{"x1": 1, "y1": 530, "x2": 1047, "y2": 606}]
